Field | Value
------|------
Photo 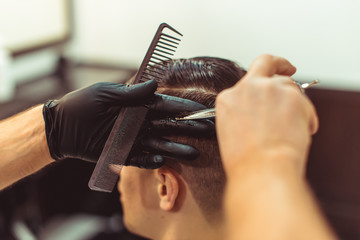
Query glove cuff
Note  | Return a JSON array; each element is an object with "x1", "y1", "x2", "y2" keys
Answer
[{"x1": 43, "y1": 100, "x2": 64, "y2": 161}]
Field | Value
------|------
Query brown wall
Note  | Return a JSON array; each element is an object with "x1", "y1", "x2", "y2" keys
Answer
[{"x1": 307, "y1": 88, "x2": 360, "y2": 239}]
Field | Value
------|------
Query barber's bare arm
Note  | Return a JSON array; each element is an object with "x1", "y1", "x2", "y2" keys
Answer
[
  {"x1": 216, "y1": 55, "x2": 336, "y2": 240},
  {"x1": 0, "y1": 80, "x2": 213, "y2": 190},
  {"x1": 0, "y1": 105, "x2": 52, "y2": 190}
]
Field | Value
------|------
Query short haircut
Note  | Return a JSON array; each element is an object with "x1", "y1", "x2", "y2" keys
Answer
[{"x1": 151, "y1": 57, "x2": 246, "y2": 221}]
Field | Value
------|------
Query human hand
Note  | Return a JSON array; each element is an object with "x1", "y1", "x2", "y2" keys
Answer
[
  {"x1": 215, "y1": 54, "x2": 318, "y2": 176},
  {"x1": 43, "y1": 80, "x2": 214, "y2": 167}
]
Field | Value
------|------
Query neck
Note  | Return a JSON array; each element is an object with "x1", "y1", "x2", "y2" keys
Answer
[
  {"x1": 160, "y1": 218, "x2": 224, "y2": 240},
  {"x1": 154, "y1": 201, "x2": 224, "y2": 240}
]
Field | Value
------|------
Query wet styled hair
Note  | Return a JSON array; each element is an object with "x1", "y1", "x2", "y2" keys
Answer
[{"x1": 153, "y1": 57, "x2": 246, "y2": 221}]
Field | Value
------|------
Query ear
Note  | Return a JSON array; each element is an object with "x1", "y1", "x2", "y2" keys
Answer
[{"x1": 156, "y1": 167, "x2": 179, "y2": 211}]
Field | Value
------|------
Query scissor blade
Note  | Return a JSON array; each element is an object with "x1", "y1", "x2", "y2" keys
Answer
[
  {"x1": 300, "y1": 80, "x2": 319, "y2": 89},
  {"x1": 176, "y1": 108, "x2": 215, "y2": 120}
]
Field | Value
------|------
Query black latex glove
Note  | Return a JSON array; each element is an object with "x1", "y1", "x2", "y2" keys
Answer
[{"x1": 43, "y1": 80, "x2": 214, "y2": 168}]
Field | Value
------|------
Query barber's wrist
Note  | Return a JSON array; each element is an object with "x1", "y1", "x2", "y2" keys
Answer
[
  {"x1": 223, "y1": 146, "x2": 306, "y2": 182},
  {"x1": 42, "y1": 101, "x2": 63, "y2": 161},
  {"x1": 37, "y1": 105, "x2": 53, "y2": 163}
]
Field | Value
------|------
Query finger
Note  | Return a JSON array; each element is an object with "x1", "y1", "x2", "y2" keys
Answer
[
  {"x1": 109, "y1": 164, "x2": 123, "y2": 174},
  {"x1": 284, "y1": 84, "x2": 319, "y2": 135},
  {"x1": 298, "y1": 95, "x2": 319, "y2": 135},
  {"x1": 273, "y1": 75, "x2": 295, "y2": 84},
  {"x1": 310, "y1": 109, "x2": 319, "y2": 135},
  {"x1": 304, "y1": 98, "x2": 319, "y2": 135},
  {"x1": 248, "y1": 54, "x2": 297, "y2": 77},
  {"x1": 273, "y1": 75, "x2": 305, "y2": 92},
  {"x1": 147, "y1": 94, "x2": 206, "y2": 113},
  {"x1": 106, "y1": 79, "x2": 158, "y2": 105},
  {"x1": 126, "y1": 154, "x2": 165, "y2": 169},
  {"x1": 150, "y1": 119, "x2": 215, "y2": 136},
  {"x1": 141, "y1": 137, "x2": 199, "y2": 160}
]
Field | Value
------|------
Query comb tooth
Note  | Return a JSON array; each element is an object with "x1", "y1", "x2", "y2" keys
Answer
[
  {"x1": 144, "y1": 72, "x2": 160, "y2": 79},
  {"x1": 160, "y1": 36, "x2": 180, "y2": 45},
  {"x1": 149, "y1": 59, "x2": 164, "y2": 65},
  {"x1": 161, "y1": 33, "x2": 181, "y2": 41},
  {"x1": 158, "y1": 40, "x2": 178, "y2": 49},
  {"x1": 146, "y1": 65, "x2": 165, "y2": 73},
  {"x1": 154, "y1": 48, "x2": 174, "y2": 56},
  {"x1": 147, "y1": 65, "x2": 166, "y2": 75},
  {"x1": 148, "y1": 65, "x2": 166, "y2": 72},
  {"x1": 145, "y1": 68, "x2": 165, "y2": 76},
  {"x1": 151, "y1": 56, "x2": 166, "y2": 62},
  {"x1": 141, "y1": 75, "x2": 153, "y2": 81},
  {"x1": 156, "y1": 44, "x2": 176, "y2": 52},
  {"x1": 148, "y1": 60, "x2": 168, "y2": 67},
  {"x1": 152, "y1": 54, "x2": 171, "y2": 61}
]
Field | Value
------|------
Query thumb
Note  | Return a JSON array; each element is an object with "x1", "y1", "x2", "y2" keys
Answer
[
  {"x1": 123, "y1": 79, "x2": 158, "y2": 98},
  {"x1": 111, "y1": 79, "x2": 158, "y2": 105},
  {"x1": 248, "y1": 54, "x2": 297, "y2": 77}
]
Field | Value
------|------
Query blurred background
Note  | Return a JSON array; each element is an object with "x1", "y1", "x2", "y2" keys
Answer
[{"x1": 0, "y1": 0, "x2": 360, "y2": 239}]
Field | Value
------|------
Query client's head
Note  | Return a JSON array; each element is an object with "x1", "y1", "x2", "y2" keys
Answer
[{"x1": 117, "y1": 57, "x2": 246, "y2": 240}]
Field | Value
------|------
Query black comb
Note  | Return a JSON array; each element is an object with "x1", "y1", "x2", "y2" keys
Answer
[{"x1": 88, "y1": 23, "x2": 183, "y2": 192}]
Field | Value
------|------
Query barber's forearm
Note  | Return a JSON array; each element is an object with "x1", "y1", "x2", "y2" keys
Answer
[
  {"x1": 224, "y1": 151, "x2": 336, "y2": 240},
  {"x1": 0, "y1": 105, "x2": 53, "y2": 190}
]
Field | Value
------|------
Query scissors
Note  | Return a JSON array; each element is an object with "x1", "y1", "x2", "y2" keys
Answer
[{"x1": 176, "y1": 80, "x2": 319, "y2": 121}]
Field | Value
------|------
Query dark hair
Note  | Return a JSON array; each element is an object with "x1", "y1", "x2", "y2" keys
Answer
[{"x1": 152, "y1": 57, "x2": 246, "y2": 221}]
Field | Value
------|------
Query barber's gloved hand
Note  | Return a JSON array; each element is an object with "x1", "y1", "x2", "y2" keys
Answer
[{"x1": 43, "y1": 80, "x2": 214, "y2": 168}]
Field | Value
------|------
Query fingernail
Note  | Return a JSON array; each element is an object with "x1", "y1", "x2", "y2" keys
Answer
[{"x1": 109, "y1": 164, "x2": 123, "y2": 174}]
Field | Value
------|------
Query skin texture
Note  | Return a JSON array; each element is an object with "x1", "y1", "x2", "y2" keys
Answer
[
  {"x1": 216, "y1": 54, "x2": 335, "y2": 240},
  {"x1": 0, "y1": 105, "x2": 53, "y2": 190}
]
